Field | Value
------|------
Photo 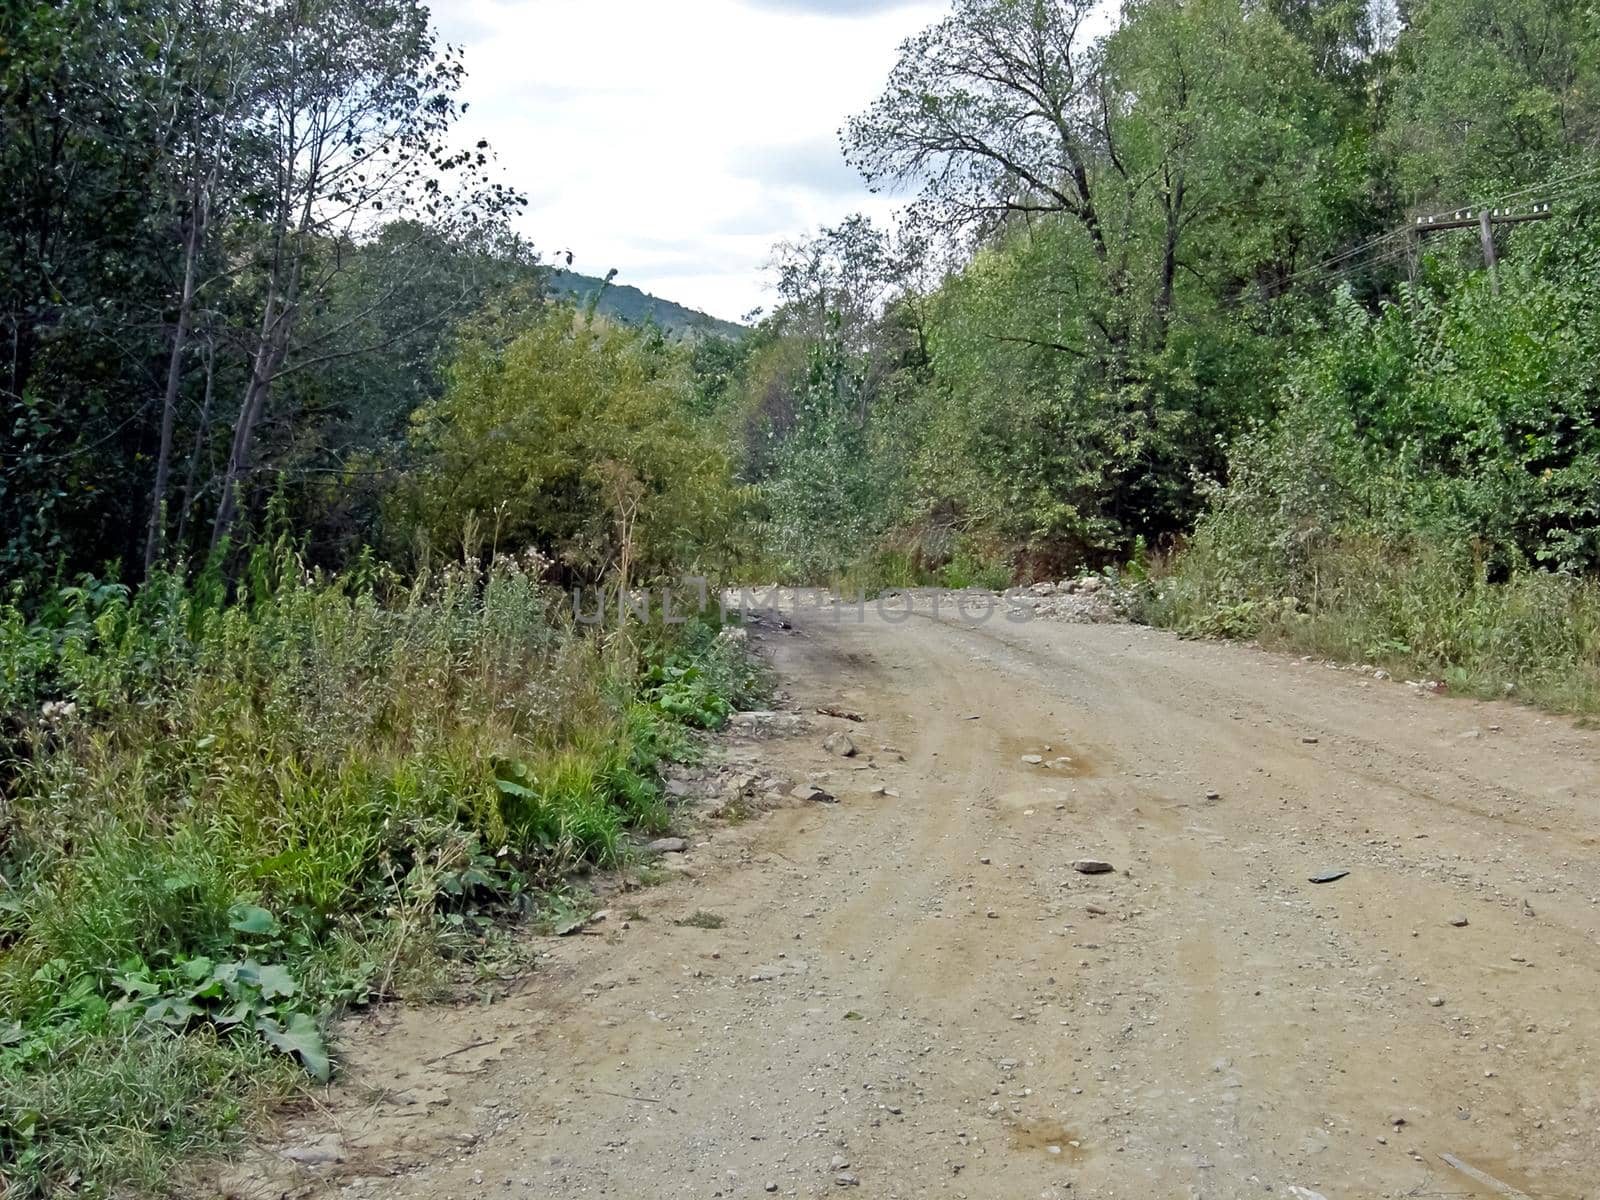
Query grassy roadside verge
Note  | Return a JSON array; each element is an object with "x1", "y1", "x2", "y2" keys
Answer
[
  {"x1": 1134, "y1": 538, "x2": 1600, "y2": 717},
  {"x1": 0, "y1": 549, "x2": 760, "y2": 1197}
]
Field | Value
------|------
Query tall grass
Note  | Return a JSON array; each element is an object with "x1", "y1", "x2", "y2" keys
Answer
[
  {"x1": 0, "y1": 547, "x2": 753, "y2": 1196},
  {"x1": 1146, "y1": 536, "x2": 1600, "y2": 714},
  {"x1": 824, "y1": 536, "x2": 1015, "y2": 598},
  {"x1": 1141, "y1": 221, "x2": 1600, "y2": 716}
]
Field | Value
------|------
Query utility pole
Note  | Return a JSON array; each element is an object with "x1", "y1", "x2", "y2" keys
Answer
[
  {"x1": 1478, "y1": 209, "x2": 1499, "y2": 296},
  {"x1": 1412, "y1": 202, "x2": 1553, "y2": 293}
]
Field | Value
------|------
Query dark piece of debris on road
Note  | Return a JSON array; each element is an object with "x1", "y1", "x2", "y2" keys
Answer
[{"x1": 816, "y1": 705, "x2": 865, "y2": 722}]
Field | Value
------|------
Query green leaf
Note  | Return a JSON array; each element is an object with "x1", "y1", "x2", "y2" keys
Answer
[
  {"x1": 254, "y1": 963, "x2": 298, "y2": 1001},
  {"x1": 144, "y1": 997, "x2": 201, "y2": 1027},
  {"x1": 113, "y1": 970, "x2": 160, "y2": 999},
  {"x1": 257, "y1": 1012, "x2": 330, "y2": 1082},
  {"x1": 229, "y1": 903, "x2": 278, "y2": 935},
  {"x1": 214, "y1": 999, "x2": 255, "y2": 1028},
  {"x1": 255, "y1": 849, "x2": 308, "y2": 876},
  {"x1": 189, "y1": 977, "x2": 228, "y2": 1001}
]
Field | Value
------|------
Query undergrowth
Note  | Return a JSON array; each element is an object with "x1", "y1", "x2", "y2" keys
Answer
[
  {"x1": 825, "y1": 539, "x2": 1015, "y2": 598},
  {"x1": 1138, "y1": 238, "x2": 1600, "y2": 717},
  {"x1": 1142, "y1": 537, "x2": 1600, "y2": 715},
  {"x1": 0, "y1": 546, "x2": 757, "y2": 1197}
]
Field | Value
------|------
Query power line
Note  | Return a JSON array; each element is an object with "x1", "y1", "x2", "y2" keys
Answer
[
  {"x1": 1215, "y1": 235, "x2": 1407, "y2": 310},
  {"x1": 1274, "y1": 228, "x2": 1408, "y2": 290},
  {"x1": 1412, "y1": 202, "x2": 1553, "y2": 234},
  {"x1": 1466, "y1": 161, "x2": 1600, "y2": 210},
  {"x1": 1218, "y1": 180, "x2": 1570, "y2": 311}
]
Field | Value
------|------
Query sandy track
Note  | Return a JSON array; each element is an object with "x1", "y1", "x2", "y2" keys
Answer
[{"x1": 228, "y1": 607, "x2": 1600, "y2": 1200}]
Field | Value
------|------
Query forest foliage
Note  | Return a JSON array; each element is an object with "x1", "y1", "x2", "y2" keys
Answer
[
  {"x1": 10, "y1": 0, "x2": 1598, "y2": 601},
  {"x1": 1, "y1": 3, "x2": 757, "y2": 1191},
  {"x1": 722, "y1": 0, "x2": 1600, "y2": 697},
  {"x1": 4, "y1": 0, "x2": 1600, "y2": 1191}
]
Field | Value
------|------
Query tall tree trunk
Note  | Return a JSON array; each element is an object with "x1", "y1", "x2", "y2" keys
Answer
[
  {"x1": 210, "y1": 309, "x2": 289, "y2": 551},
  {"x1": 210, "y1": 123, "x2": 320, "y2": 553},
  {"x1": 210, "y1": 215, "x2": 308, "y2": 552},
  {"x1": 175, "y1": 336, "x2": 216, "y2": 552},
  {"x1": 145, "y1": 183, "x2": 206, "y2": 574},
  {"x1": 1154, "y1": 174, "x2": 1185, "y2": 349}
]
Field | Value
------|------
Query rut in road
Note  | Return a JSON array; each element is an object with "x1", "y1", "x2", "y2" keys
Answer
[{"x1": 226, "y1": 606, "x2": 1600, "y2": 1200}]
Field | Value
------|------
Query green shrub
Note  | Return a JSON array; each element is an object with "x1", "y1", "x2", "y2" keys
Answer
[
  {"x1": 0, "y1": 551, "x2": 756, "y2": 1195},
  {"x1": 1154, "y1": 200, "x2": 1600, "y2": 713},
  {"x1": 939, "y1": 545, "x2": 1014, "y2": 591},
  {"x1": 833, "y1": 547, "x2": 928, "y2": 597},
  {"x1": 1152, "y1": 533, "x2": 1600, "y2": 714},
  {"x1": 398, "y1": 303, "x2": 747, "y2": 576}
]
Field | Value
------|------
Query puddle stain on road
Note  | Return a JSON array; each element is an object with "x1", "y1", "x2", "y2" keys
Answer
[
  {"x1": 997, "y1": 732, "x2": 1103, "y2": 778},
  {"x1": 1007, "y1": 1120, "x2": 1089, "y2": 1163}
]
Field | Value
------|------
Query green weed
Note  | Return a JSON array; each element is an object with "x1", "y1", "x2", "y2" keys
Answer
[
  {"x1": 0, "y1": 551, "x2": 754, "y2": 1195},
  {"x1": 1149, "y1": 537, "x2": 1600, "y2": 715}
]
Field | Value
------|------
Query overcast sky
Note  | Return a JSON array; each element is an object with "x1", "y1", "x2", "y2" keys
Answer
[{"x1": 431, "y1": 0, "x2": 947, "y2": 323}]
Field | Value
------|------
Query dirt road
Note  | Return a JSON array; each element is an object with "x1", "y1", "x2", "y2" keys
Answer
[{"x1": 234, "y1": 604, "x2": 1600, "y2": 1200}]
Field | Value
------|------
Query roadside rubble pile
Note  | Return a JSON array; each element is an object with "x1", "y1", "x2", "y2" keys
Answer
[
  {"x1": 1004, "y1": 576, "x2": 1132, "y2": 623},
  {"x1": 1289, "y1": 651, "x2": 1460, "y2": 696},
  {"x1": 639, "y1": 702, "x2": 909, "y2": 844},
  {"x1": 649, "y1": 709, "x2": 815, "y2": 824},
  {"x1": 878, "y1": 575, "x2": 1133, "y2": 624},
  {"x1": 725, "y1": 577, "x2": 1134, "y2": 626}
]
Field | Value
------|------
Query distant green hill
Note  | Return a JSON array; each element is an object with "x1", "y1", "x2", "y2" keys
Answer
[{"x1": 549, "y1": 270, "x2": 745, "y2": 340}]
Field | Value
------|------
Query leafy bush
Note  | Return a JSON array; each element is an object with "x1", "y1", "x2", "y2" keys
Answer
[
  {"x1": 398, "y1": 303, "x2": 747, "y2": 579},
  {"x1": 0, "y1": 548, "x2": 754, "y2": 1195},
  {"x1": 756, "y1": 335, "x2": 910, "y2": 578},
  {"x1": 638, "y1": 620, "x2": 766, "y2": 729},
  {"x1": 938, "y1": 544, "x2": 1014, "y2": 591},
  {"x1": 1154, "y1": 197, "x2": 1600, "y2": 711}
]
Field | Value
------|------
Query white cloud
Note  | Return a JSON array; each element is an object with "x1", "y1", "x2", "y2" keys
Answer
[
  {"x1": 431, "y1": 0, "x2": 944, "y2": 322},
  {"x1": 727, "y1": 135, "x2": 863, "y2": 194}
]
